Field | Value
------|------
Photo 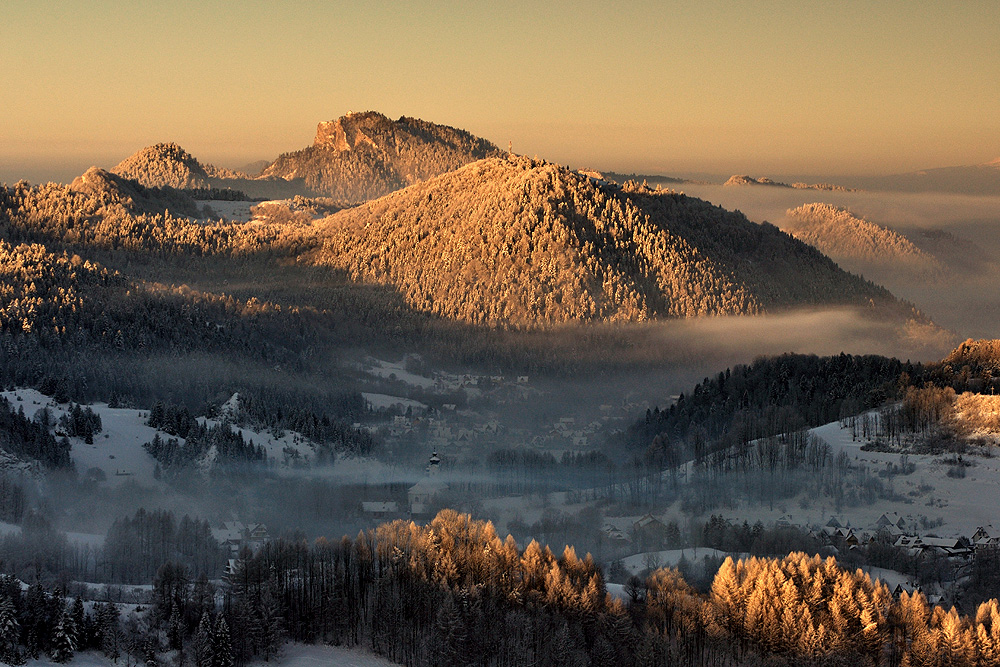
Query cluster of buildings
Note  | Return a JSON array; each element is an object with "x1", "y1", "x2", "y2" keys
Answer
[
  {"x1": 815, "y1": 512, "x2": 997, "y2": 561},
  {"x1": 212, "y1": 521, "x2": 271, "y2": 582}
]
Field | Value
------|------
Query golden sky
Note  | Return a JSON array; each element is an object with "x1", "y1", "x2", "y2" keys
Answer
[{"x1": 2, "y1": 1, "x2": 998, "y2": 183}]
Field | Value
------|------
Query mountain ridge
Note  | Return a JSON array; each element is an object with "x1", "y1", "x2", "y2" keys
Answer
[
  {"x1": 109, "y1": 112, "x2": 502, "y2": 203},
  {"x1": 260, "y1": 111, "x2": 501, "y2": 201}
]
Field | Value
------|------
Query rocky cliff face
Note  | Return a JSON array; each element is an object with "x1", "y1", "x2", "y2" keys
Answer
[
  {"x1": 313, "y1": 112, "x2": 383, "y2": 151},
  {"x1": 260, "y1": 111, "x2": 501, "y2": 201}
]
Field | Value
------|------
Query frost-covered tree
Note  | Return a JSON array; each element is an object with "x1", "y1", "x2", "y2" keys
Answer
[
  {"x1": 0, "y1": 592, "x2": 21, "y2": 661},
  {"x1": 212, "y1": 616, "x2": 233, "y2": 667},
  {"x1": 194, "y1": 612, "x2": 214, "y2": 667},
  {"x1": 49, "y1": 609, "x2": 75, "y2": 663}
]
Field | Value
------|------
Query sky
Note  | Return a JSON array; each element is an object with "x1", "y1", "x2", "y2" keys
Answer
[{"x1": 2, "y1": 1, "x2": 998, "y2": 183}]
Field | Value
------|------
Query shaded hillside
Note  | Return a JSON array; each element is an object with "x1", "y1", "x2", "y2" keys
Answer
[
  {"x1": 783, "y1": 203, "x2": 943, "y2": 283},
  {"x1": 904, "y1": 228, "x2": 992, "y2": 276},
  {"x1": 312, "y1": 156, "x2": 906, "y2": 327},
  {"x1": 70, "y1": 167, "x2": 205, "y2": 218},
  {"x1": 603, "y1": 171, "x2": 692, "y2": 187},
  {"x1": 261, "y1": 111, "x2": 500, "y2": 201}
]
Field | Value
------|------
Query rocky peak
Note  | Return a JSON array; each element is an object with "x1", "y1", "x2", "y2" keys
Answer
[{"x1": 314, "y1": 111, "x2": 388, "y2": 151}]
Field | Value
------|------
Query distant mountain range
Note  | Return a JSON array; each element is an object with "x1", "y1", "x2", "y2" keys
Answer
[
  {"x1": 849, "y1": 158, "x2": 1000, "y2": 195},
  {"x1": 724, "y1": 175, "x2": 858, "y2": 192},
  {"x1": 307, "y1": 155, "x2": 910, "y2": 327},
  {"x1": 111, "y1": 111, "x2": 500, "y2": 202}
]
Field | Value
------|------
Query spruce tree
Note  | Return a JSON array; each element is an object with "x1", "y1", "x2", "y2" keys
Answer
[
  {"x1": 0, "y1": 592, "x2": 21, "y2": 661},
  {"x1": 212, "y1": 616, "x2": 233, "y2": 667},
  {"x1": 49, "y1": 609, "x2": 75, "y2": 664},
  {"x1": 70, "y1": 597, "x2": 85, "y2": 650},
  {"x1": 195, "y1": 612, "x2": 214, "y2": 667}
]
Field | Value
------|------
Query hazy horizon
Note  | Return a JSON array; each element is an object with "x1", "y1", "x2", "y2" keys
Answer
[{"x1": 3, "y1": 1, "x2": 998, "y2": 185}]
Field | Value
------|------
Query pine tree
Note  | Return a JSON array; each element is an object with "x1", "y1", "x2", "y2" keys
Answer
[
  {"x1": 49, "y1": 609, "x2": 75, "y2": 663},
  {"x1": 98, "y1": 602, "x2": 123, "y2": 662},
  {"x1": 70, "y1": 597, "x2": 85, "y2": 650},
  {"x1": 195, "y1": 612, "x2": 214, "y2": 667},
  {"x1": 0, "y1": 592, "x2": 21, "y2": 661},
  {"x1": 432, "y1": 597, "x2": 466, "y2": 667},
  {"x1": 213, "y1": 616, "x2": 233, "y2": 667},
  {"x1": 167, "y1": 601, "x2": 183, "y2": 651}
]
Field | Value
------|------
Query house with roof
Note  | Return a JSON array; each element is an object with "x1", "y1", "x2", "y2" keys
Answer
[
  {"x1": 875, "y1": 512, "x2": 907, "y2": 531},
  {"x1": 361, "y1": 501, "x2": 399, "y2": 518},
  {"x1": 632, "y1": 514, "x2": 669, "y2": 549},
  {"x1": 212, "y1": 521, "x2": 270, "y2": 556},
  {"x1": 972, "y1": 526, "x2": 998, "y2": 550}
]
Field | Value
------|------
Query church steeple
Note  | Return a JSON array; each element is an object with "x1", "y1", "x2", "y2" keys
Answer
[{"x1": 427, "y1": 450, "x2": 441, "y2": 476}]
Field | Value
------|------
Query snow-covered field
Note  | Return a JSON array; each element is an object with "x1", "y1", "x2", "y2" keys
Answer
[
  {"x1": 259, "y1": 643, "x2": 401, "y2": 667},
  {"x1": 810, "y1": 419, "x2": 1000, "y2": 537},
  {"x1": 201, "y1": 199, "x2": 256, "y2": 222},
  {"x1": 3, "y1": 388, "x2": 164, "y2": 487},
  {"x1": 0, "y1": 389, "x2": 327, "y2": 485},
  {"x1": 359, "y1": 358, "x2": 435, "y2": 389}
]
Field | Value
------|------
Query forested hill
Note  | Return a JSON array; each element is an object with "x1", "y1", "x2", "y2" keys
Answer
[
  {"x1": 311, "y1": 155, "x2": 908, "y2": 327},
  {"x1": 70, "y1": 167, "x2": 205, "y2": 218},
  {"x1": 783, "y1": 203, "x2": 943, "y2": 283},
  {"x1": 260, "y1": 111, "x2": 501, "y2": 201},
  {"x1": 112, "y1": 142, "x2": 213, "y2": 189}
]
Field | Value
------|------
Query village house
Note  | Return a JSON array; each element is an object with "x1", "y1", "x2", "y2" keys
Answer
[
  {"x1": 361, "y1": 501, "x2": 399, "y2": 518},
  {"x1": 212, "y1": 521, "x2": 270, "y2": 556}
]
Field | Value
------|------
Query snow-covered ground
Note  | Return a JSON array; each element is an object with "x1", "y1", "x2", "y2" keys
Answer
[
  {"x1": 258, "y1": 643, "x2": 401, "y2": 667},
  {"x1": 359, "y1": 358, "x2": 435, "y2": 389},
  {"x1": 362, "y1": 392, "x2": 428, "y2": 411},
  {"x1": 809, "y1": 419, "x2": 1000, "y2": 537},
  {"x1": 24, "y1": 643, "x2": 401, "y2": 667},
  {"x1": 201, "y1": 199, "x2": 256, "y2": 222},
  {"x1": 612, "y1": 416, "x2": 1000, "y2": 543},
  {"x1": 0, "y1": 389, "x2": 327, "y2": 484},
  {"x1": 3, "y1": 388, "x2": 164, "y2": 487}
]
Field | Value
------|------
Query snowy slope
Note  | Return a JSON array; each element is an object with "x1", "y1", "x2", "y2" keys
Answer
[
  {"x1": 811, "y1": 418, "x2": 1000, "y2": 537},
  {"x1": 0, "y1": 389, "x2": 322, "y2": 485},
  {"x1": 620, "y1": 548, "x2": 738, "y2": 576},
  {"x1": 3, "y1": 389, "x2": 163, "y2": 487},
  {"x1": 362, "y1": 392, "x2": 427, "y2": 411}
]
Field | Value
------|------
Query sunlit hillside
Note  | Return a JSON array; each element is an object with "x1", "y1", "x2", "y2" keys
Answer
[
  {"x1": 313, "y1": 156, "x2": 909, "y2": 326},
  {"x1": 783, "y1": 203, "x2": 943, "y2": 283}
]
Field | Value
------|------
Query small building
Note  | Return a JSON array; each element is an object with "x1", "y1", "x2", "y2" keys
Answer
[
  {"x1": 361, "y1": 501, "x2": 398, "y2": 518},
  {"x1": 875, "y1": 512, "x2": 907, "y2": 531},
  {"x1": 212, "y1": 521, "x2": 270, "y2": 556},
  {"x1": 632, "y1": 514, "x2": 669, "y2": 548}
]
